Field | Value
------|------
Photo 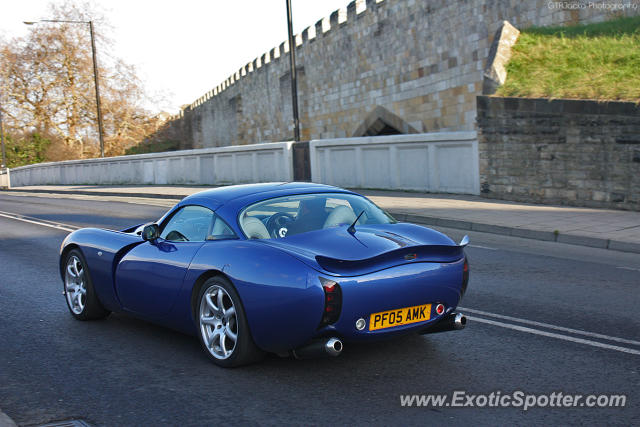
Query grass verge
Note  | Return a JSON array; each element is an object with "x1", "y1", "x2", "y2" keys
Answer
[{"x1": 496, "y1": 16, "x2": 640, "y2": 101}]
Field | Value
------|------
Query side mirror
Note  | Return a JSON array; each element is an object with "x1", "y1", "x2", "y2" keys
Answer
[
  {"x1": 142, "y1": 224, "x2": 160, "y2": 241},
  {"x1": 459, "y1": 235, "x2": 470, "y2": 247}
]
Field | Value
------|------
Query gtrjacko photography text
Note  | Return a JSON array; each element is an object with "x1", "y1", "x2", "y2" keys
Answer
[
  {"x1": 400, "y1": 391, "x2": 627, "y2": 411},
  {"x1": 547, "y1": 1, "x2": 639, "y2": 10}
]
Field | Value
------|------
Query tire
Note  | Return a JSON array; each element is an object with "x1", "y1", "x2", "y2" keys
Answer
[
  {"x1": 63, "y1": 249, "x2": 110, "y2": 320},
  {"x1": 196, "y1": 276, "x2": 264, "y2": 367}
]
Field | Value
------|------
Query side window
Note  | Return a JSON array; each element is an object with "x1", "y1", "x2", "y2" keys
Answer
[
  {"x1": 207, "y1": 216, "x2": 238, "y2": 241},
  {"x1": 160, "y1": 205, "x2": 215, "y2": 242}
]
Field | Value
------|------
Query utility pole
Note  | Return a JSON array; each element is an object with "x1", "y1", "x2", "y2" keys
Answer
[{"x1": 285, "y1": 0, "x2": 300, "y2": 142}]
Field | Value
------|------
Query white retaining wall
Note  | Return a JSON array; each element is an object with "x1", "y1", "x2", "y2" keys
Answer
[
  {"x1": 309, "y1": 132, "x2": 480, "y2": 194},
  {"x1": 8, "y1": 133, "x2": 480, "y2": 195},
  {"x1": 9, "y1": 142, "x2": 294, "y2": 187}
]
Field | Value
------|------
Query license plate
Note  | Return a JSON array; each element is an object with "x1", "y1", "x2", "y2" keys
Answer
[{"x1": 369, "y1": 303, "x2": 432, "y2": 331}]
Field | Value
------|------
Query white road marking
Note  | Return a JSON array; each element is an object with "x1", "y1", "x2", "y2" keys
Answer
[
  {"x1": 617, "y1": 266, "x2": 640, "y2": 272},
  {"x1": 0, "y1": 210, "x2": 78, "y2": 232},
  {"x1": 466, "y1": 315, "x2": 640, "y2": 356},
  {"x1": 459, "y1": 306, "x2": 640, "y2": 346},
  {"x1": 469, "y1": 244, "x2": 497, "y2": 250}
]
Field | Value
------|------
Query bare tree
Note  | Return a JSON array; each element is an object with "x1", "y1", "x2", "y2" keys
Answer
[{"x1": 0, "y1": 1, "x2": 163, "y2": 162}]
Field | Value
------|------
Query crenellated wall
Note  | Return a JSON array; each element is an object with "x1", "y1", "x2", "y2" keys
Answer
[{"x1": 165, "y1": 0, "x2": 639, "y2": 148}]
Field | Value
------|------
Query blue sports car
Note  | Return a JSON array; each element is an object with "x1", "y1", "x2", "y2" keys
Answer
[{"x1": 60, "y1": 183, "x2": 469, "y2": 367}]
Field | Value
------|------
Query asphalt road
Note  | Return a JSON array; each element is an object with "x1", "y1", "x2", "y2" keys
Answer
[{"x1": 1, "y1": 193, "x2": 639, "y2": 426}]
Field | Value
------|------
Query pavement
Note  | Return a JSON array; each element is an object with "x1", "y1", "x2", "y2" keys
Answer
[{"x1": 3, "y1": 184, "x2": 640, "y2": 254}]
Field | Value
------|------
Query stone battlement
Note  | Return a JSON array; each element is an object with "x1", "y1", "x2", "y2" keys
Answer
[
  {"x1": 182, "y1": 0, "x2": 377, "y2": 114},
  {"x1": 165, "y1": 0, "x2": 639, "y2": 148}
]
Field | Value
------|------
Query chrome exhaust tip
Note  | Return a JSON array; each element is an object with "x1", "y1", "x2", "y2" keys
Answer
[
  {"x1": 419, "y1": 312, "x2": 467, "y2": 335},
  {"x1": 453, "y1": 313, "x2": 467, "y2": 330},
  {"x1": 325, "y1": 337, "x2": 343, "y2": 356},
  {"x1": 292, "y1": 337, "x2": 344, "y2": 359}
]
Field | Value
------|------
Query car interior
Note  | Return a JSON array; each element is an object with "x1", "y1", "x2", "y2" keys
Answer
[{"x1": 239, "y1": 195, "x2": 367, "y2": 240}]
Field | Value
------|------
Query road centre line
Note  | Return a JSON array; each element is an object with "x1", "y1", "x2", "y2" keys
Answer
[
  {"x1": 0, "y1": 210, "x2": 78, "y2": 232},
  {"x1": 617, "y1": 266, "x2": 640, "y2": 272},
  {"x1": 468, "y1": 244, "x2": 497, "y2": 250},
  {"x1": 459, "y1": 306, "x2": 640, "y2": 347},
  {"x1": 465, "y1": 315, "x2": 640, "y2": 356}
]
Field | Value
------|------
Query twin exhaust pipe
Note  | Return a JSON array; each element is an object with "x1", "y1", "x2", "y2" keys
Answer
[{"x1": 292, "y1": 312, "x2": 467, "y2": 358}]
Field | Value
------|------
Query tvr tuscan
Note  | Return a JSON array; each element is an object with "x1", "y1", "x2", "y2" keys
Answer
[{"x1": 60, "y1": 182, "x2": 469, "y2": 367}]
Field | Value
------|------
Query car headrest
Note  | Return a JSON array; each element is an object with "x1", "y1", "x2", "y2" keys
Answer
[
  {"x1": 242, "y1": 217, "x2": 270, "y2": 239},
  {"x1": 323, "y1": 205, "x2": 357, "y2": 228}
]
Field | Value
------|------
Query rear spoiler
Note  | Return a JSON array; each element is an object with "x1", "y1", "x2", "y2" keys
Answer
[{"x1": 316, "y1": 240, "x2": 468, "y2": 276}]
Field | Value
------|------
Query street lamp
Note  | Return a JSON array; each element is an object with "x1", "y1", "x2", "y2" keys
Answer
[
  {"x1": 285, "y1": 0, "x2": 300, "y2": 142},
  {"x1": 0, "y1": 99, "x2": 6, "y2": 169},
  {"x1": 24, "y1": 19, "x2": 106, "y2": 158}
]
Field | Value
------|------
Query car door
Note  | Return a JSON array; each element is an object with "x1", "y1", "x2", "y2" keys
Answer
[{"x1": 115, "y1": 205, "x2": 215, "y2": 318}]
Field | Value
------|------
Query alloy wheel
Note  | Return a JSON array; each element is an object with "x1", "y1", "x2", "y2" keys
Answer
[
  {"x1": 199, "y1": 285, "x2": 238, "y2": 359},
  {"x1": 65, "y1": 255, "x2": 86, "y2": 315}
]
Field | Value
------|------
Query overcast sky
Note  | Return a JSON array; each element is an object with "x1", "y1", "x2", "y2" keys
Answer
[{"x1": 1, "y1": 0, "x2": 351, "y2": 114}]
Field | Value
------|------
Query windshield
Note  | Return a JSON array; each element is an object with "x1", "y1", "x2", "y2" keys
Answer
[{"x1": 238, "y1": 193, "x2": 396, "y2": 240}]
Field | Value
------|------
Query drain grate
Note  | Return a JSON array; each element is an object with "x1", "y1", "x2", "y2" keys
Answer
[{"x1": 38, "y1": 420, "x2": 92, "y2": 427}]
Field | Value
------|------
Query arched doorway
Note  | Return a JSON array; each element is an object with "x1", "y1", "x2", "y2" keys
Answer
[{"x1": 352, "y1": 106, "x2": 419, "y2": 137}]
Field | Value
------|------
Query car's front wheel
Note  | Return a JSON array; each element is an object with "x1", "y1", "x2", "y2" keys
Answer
[
  {"x1": 63, "y1": 249, "x2": 110, "y2": 320},
  {"x1": 197, "y1": 276, "x2": 264, "y2": 367}
]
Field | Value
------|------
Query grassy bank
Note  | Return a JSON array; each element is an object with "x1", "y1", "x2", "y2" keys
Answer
[{"x1": 496, "y1": 16, "x2": 640, "y2": 101}]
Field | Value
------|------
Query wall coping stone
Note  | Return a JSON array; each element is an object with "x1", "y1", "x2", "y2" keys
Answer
[
  {"x1": 310, "y1": 131, "x2": 478, "y2": 148},
  {"x1": 478, "y1": 95, "x2": 640, "y2": 116}
]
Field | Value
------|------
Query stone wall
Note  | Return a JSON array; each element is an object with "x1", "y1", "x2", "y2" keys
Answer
[
  {"x1": 164, "y1": 0, "x2": 638, "y2": 149},
  {"x1": 476, "y1": 96, "x2": 640, "y2": 211}
]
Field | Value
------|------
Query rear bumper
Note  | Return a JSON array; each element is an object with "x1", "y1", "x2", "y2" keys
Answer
[{"x1": 315, "y1": 259, "x2": 465, "y2": 342}]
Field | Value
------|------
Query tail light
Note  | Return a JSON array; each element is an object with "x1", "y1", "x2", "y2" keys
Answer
[
  {"x1": 319, "y1": 277, "x2": 342, "y2": 326},
  {"x1": 461, "y1": 256, "x2": 469, "y2": 297}
]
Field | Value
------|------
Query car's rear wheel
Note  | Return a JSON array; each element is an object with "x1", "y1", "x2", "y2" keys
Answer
[
  {"x1": 197, "y1": 276, "x2": 264, "y2": 367},
  {"x1": 63, "y1": 249, "x2": 110, "y2": 320}
]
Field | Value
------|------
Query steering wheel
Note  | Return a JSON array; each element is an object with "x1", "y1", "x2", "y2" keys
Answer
[
  {"x1": 266, "y1": 212, "x2": 295, "y2": 238},
  {"x1": 165, "y1": 230, "x2": 189, "y2": 242}
]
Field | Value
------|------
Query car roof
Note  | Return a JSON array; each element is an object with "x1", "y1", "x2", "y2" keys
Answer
[{"x1": 179, "y1": 182, "x2": 352, "y2": 211}]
